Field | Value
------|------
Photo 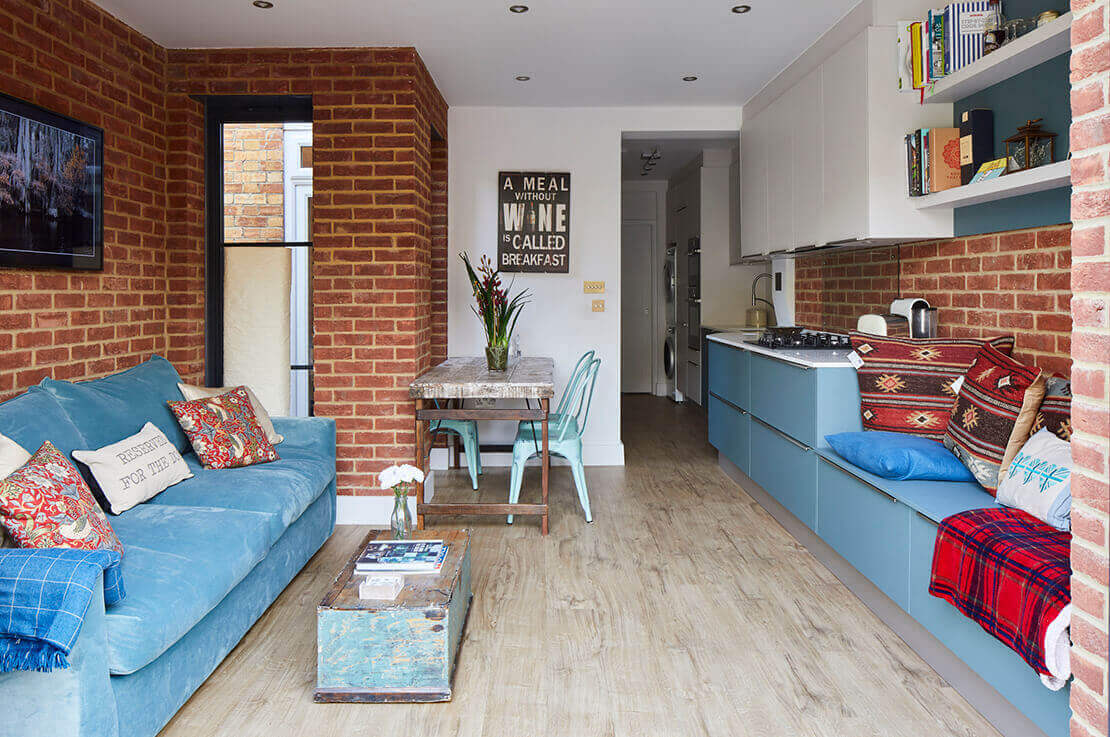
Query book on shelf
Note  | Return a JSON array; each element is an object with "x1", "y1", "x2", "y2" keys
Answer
[
  {"x1": 355, "y1": 539, "x2": 449, "y2": 573},
  {"x1": 928, "y1": 128, "x2": 961, "y2": 192},
  {"x1": 945, "y1": 2, "x2": 993, "y2": 75},
  {"x1": 959, "y1": 108, "x2": 994, "y2": 185},
  {"x1": 968, "y1": 157, "x2": 1007, "y2": 183},
  {"x1": 921, "y1": 127, "x2": 931, "y2": 195},
  {"x1": 906, "y1": 130, "x2": 923, "y2": 196},
  {"x1": 928, "y1": 8, "x2": 947, "y2": 82},
  {"x1": 910, "y1": 21, "x2": 926, "y2": 90}
]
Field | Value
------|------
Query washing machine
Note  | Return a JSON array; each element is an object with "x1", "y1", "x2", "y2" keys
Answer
[{"x1": 662, "y1": 245, "x2": 677, "y2": 394}]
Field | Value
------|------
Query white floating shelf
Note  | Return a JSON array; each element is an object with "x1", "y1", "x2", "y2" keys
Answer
[
  {"x1": 912, "y1": 160, "x2": 1071, "y2": 209},
  {"x1": 924, "y1": 12, "x2": 1072, "y2": 103}
]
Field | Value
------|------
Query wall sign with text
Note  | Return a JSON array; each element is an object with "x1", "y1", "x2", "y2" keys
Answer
[{"x1": 497, "y1": 171, "x2": 570, "y2": 273}]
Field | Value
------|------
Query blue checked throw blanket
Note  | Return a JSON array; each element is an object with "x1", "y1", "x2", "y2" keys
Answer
[{"x1": 0, "y1": 548, "x2": 124, "y2": 672}]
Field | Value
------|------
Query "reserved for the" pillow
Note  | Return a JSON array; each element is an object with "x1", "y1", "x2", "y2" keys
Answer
[{"x1": 73, "y1": 423, "x2": 193, "y2": 515}]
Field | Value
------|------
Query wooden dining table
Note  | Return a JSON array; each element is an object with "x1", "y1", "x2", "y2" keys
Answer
[{"x1": 409, "y1": 356, "x2": 555, "y2": 535}]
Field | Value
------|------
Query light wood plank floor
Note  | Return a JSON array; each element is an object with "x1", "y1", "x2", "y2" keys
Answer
[{"x1": 160, "y1": 395, "x2": 999, "y2": 737}]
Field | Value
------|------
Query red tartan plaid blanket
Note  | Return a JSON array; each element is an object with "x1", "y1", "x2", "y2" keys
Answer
[{"x1": 929, "y1": 507, "x2": 1072, "y2": 688}]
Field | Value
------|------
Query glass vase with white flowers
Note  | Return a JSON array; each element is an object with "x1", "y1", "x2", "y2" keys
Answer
[{"x1": 379, "y1": 464, "x2": 425, "y2": 539}]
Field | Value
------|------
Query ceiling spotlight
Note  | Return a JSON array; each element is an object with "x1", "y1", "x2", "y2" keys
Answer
[
  {"x1": 515, "y1": 75, "x2": 531, "y2": 81},
  {"x1": 509, "y1": 4, "x2": 529, "y2": 12},
  {"x1": 731, "y1": 4, "x2": 752, "y2": 12},
  {"x1": 252, "y1": 0, "x2": 273, "y2": 7},
  {"x1": 682, "y1": 76, "x2": 698, "y2": 82}
]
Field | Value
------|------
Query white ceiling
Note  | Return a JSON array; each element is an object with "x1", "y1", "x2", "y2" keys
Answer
[
  {"x1": 92, "y1": 0, "x2": 859, "y2": 107},
  {"x1": 621, "y1": 135, "x2": 737, "y2": 180}
]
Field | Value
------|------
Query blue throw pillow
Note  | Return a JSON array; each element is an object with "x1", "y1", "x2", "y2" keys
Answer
[{"x1": 825, "y1": 431, "x2": 975, "y2": 482}]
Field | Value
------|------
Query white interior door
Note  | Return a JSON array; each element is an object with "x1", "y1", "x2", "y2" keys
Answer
[{"x1": 621, "y1": 222, "x2": 654, "y2": 393}]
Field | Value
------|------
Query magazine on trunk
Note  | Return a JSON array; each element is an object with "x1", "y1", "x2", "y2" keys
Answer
[{"x1": 355, "y1": 540, "x2": 448, "y2": 573}]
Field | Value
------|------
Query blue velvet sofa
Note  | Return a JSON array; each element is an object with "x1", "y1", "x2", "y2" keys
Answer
[{"x1": 0, "y1": 356, "x2": 338, "y2": 737}]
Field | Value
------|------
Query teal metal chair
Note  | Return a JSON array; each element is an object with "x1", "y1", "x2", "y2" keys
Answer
[
  {"x1": 430, "y1": 400, "x2": 482, "y2": 490},
  {"x1": 507, "y1": 356, "x2": 600, "y2": 524}
]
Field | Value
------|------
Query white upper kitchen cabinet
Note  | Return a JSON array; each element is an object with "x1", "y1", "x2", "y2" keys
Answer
[
  {"x1": 740, "y1": 18, "x2": 954, "y2": 256},
  {"x1": 739, "y1": 110, "x2": 768, "y2": 258}
]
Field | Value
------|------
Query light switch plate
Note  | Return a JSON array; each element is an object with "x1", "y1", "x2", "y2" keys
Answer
[
  {"x1": 591, "y1": 299, "x2": 605, "y2": 313},
  {"x1": 583, "y1": 281, "x2": 605, "y2": 293}
]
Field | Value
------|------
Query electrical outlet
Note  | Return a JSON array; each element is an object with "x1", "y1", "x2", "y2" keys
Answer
[
  {"x1": 583, "y1": 280, "x2": 605, "y2": 294},
  {"x1": 591, "y1": 299, "x2": 605, "y2": 313}
]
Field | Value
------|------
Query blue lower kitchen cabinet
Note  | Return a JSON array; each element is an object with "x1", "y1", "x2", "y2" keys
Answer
[
  {"x1": 707, "y1": 341, "x2": 750, "y2": 411},
  {"x1": 749, "y1": 417, "x2": 817, "y2": 531},
  {"x1": 708, "y1": 394, "x2": 750, "y2": 475}
]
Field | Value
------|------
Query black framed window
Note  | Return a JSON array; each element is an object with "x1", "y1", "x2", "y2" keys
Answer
[{"x1": 203, "y1": 95, "x2": 314, "y2": 414}]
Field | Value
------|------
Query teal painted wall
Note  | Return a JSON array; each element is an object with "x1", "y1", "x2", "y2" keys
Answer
[{"x1": 952, "y1": 39, "x2": 1070, "y2": 236}]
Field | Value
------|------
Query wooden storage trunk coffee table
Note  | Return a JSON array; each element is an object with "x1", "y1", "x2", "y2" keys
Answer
[{"x1": 314, "y1": 528, "x2": 472, "y2": 703}]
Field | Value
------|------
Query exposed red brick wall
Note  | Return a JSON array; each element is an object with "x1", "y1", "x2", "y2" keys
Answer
[
  {"x1": 222, "y1": 123, "x2": 284, "y2": 243},
  {"x1": 0, "y1": 0, "x2": 449, "y2": 496},
  {"x1": 164, "y1": 47, "x2": 449, "y2": 495},
  {"x1": 0, "y1": 0, "x2": 169, "y2": 397},
  {"x1": 1069, "y1": 0, "x2": 1110, "y2": 734},
  {"x1": 795, "y1": 225, "x2": 1073, "y2": 377}
]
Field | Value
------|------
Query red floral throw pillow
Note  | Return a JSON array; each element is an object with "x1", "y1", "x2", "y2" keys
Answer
[
  {"x1": 849, "y1": 332, "x2": 1016, "y2": 440},
  {"x1": 0, "y1": 442, "x2": 123, "y2": 553},
  {"x1": 1031, "y1": 376, "x2": 1071, "y2": 441},
  {"x1": 943, "y1": 345, "x2": 1046, "y2": 494},
  {"x1": 168, "y1": 387, "x2": 278, "y2": 469}
]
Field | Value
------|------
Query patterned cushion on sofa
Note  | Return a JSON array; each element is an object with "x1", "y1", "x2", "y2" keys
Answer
[
  {"x1": 943, "y1": 345, "x2": 1046, "y2": 493},
  {"x1": 168, "y1": 388, "x2": 278, "y2": 470},
  {"x1": 0, "y1": 442, "x2": 123, "y2": 553},
  {"x1": 1031, "y1": 376, "x2": 1071, "y2": 441},
  {"x1": 849, "y1": 332, "x2": 1016, "y2": 440}
]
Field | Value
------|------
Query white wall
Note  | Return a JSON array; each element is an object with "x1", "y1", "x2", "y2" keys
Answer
[
  {"x1": 448, "y1": 106, "x2": 742, "y2": 465},
  {"x1": 620, "y1": 179, "x2": 668, "y2": 397}
]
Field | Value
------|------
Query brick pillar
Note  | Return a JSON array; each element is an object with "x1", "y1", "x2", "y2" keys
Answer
[
  {"x1": 430, "y1": 137, "x2": 449, "y2": 365},
  {"x1": 1070, "y1": 1, "x2": 1110, "y2": 735}
]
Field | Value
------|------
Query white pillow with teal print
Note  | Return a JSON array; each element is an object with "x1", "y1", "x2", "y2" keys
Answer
[{"x1": 996, "y1": 428, "x2": 1071, "y2": 531}]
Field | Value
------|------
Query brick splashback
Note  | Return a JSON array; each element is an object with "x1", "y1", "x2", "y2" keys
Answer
[
  {"x1": 0, "y1": 0, "x2": 170, "y2": 396},
  {"x1": 795, "y1": 224, "x2": 1073, "y2": 378},
  {"x1": 1, "y1": 0, "x2": 449, "y2": 497}
]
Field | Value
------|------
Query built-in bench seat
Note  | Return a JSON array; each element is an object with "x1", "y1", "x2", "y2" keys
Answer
[{"x1": 706, "y1": 337, "x2": 1071, "y2": 737}]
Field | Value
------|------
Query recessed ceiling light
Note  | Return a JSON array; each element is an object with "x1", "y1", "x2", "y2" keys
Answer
[
  {"x1": 509, "y1": 4, "x2": 529, "y2": 12},
  {"x1": 252, "y1": 0, "x2": 273, "y2": 7},
  {"x1": 682, "y1": 76, "x2": 698, "y2": 82},
  {"x1": 731, "y1": 4, "x2": 752, "y2": 12},
  {"x1": 515, "y1": 75, "x2": 531, "y2": 81}
]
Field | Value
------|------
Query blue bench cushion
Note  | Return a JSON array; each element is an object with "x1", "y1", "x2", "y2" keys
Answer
[
  {"x1": 816, "y1": 446, "x2": 999, "y2": 523},
  {"x1": 39, "y1": 356, "x2": 190, "y2": 455},
  {"x1": 105, "y1": 504, "x2": 274, "y2": 675},
  {"x1": 0, "y1": 386, "x2": 88, "y2": 459}
]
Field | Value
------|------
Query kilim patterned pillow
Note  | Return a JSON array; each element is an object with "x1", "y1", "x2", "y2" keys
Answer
[
  {"x1": 168, "y1": 387, "x2": 279, "y2": 470},
  {"x1": 849, "y1": 333, "x2": 1016, "y2": 440},
  {"x1": 943, "y1": 345, "x2": 1046, "y2": 494},
  {"x1": 1031, "y1": 376, "x2": 1071, "y2": 441}
]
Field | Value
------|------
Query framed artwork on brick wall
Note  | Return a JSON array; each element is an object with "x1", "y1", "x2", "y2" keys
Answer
[
  {"x1": 497, "y1": 171, "x2": 570, "y2": 273},
  {"x1": 0, "y1": 93, "x2": 103, "y2": 271}
]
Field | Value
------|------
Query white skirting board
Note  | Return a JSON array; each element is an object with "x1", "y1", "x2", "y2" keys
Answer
[
  {"x1": 429, "y1": 441, "x2": 624, "y2": 469},
  {"x1": 336, "y1": 473, "x2": 431, "y2": 525}
]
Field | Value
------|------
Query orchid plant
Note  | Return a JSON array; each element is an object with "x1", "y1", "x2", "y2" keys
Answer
[{"x1": 461, "y1": 252, "x2": 531, "y2": 349}]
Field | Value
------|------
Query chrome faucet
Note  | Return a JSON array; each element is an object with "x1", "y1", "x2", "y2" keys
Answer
[{"x1": 752, "y1": 272, "x2": 774, "y2": 311}]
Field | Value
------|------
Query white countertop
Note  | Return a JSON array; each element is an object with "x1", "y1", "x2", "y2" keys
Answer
[{"x1": 707, "y1": 332, "x2": 856, "y2": 368}]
